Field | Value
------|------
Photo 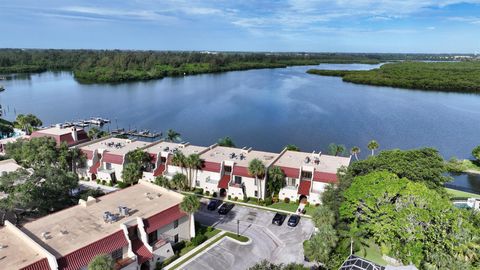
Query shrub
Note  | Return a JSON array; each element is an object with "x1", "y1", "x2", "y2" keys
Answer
[
  {"x1": 272, "y1": 195, "x2": 279, "y2": 203},
  {"x1": 295, "y1": 199, "x2": 299, "y2": 204},
  {"x1": 249, "y1": 197, "x2": 259, "y2": 203},
  {"x1": 194, "y1": 188, "x2": 204, "y2": 195},
  {"x1": 205, "y1": 191, "x2": 210, "y2": 196},
  {"x1": 212, "y1": 192, "x2": 217, "y2": 198},
  {"x1": 191, "y1": 234, "x2": 208, "y2": 246},
  {"x1": 117, "y1": 182, "x2": 128, "y2": 189},
  {"x1": 233, "y1": 196, "x2": 238, "y2": 201},
  {"x1": 315, "y1": 203, "x2": 320, "y2": 207},
  {"x1": 96, "y1": 179, "x2": 100, "y2": 184},
  {"x1": 284, "y1": 197, "x2": 290, "y2": 203},
  {"x1": 305, "y1": 201, "x2": 310, "y2": 207},
  {"x1": 101, "y1": 180, "x2": 107, "y2": 185},
  {"x1": 242, "y1": 196, "x2": 249, "y2": 203},
  {"x1": 228, "y1": 195, "x2": 232, "y2": 200},
  {"x1": 264, "y1": 197, "x2": 273, "y2": 206}
]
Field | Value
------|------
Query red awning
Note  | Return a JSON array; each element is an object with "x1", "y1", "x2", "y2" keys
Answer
[
  {"x1": 203, "y1": 161, "x2": 221, "y2": 172},
  {"x1": 144, "y1": 204, "x2": 186, "y2": 234},
  {"x1": 57, "y1": 230, "x2": 129, "y2": 270},
  {"x1": 89, "y1": 161, "x2": 100, "y2": 174},
  {"x1": 298, "y1": 180, "x2": 311, "y2": 196},
  {"x1": 153, "y1": 164, "x2": 165, "y2": 176},
  {"x1": 218, "y1": 174, "x2": 230, "y2": 189},
  {"x1": 232, "y1": 166, "x2": 251, "y2": 178},
  {"x1": 20, "y1": 258, "x2": 51, "y2": 270},
  {"x1": 131, "y1": 239, "x2": 153, "y2": 265},
  {"x1": 281, "y1": 167, "x2": 300, "y2": 179},
  {"x1": 313, "y1": 171, "x2": 338, "y2": 183}
]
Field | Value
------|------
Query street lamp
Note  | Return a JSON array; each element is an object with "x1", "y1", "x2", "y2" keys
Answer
[{"x1": 237, "y1": 220, "x2": 240, "y2": 237}]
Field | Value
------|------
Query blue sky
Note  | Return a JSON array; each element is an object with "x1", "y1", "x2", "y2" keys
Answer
[{"x1": 1, "y1": 0, "x2": 480, "y2": 53}]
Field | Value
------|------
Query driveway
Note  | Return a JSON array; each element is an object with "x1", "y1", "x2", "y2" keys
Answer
[{"x1": 180, "y1": 200, "x2": 315, "y2": 270}]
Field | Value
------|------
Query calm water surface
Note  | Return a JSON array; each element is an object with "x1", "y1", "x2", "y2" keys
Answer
[{"x1": 1, "y1": 63, "x2": 480, "y2": 191}]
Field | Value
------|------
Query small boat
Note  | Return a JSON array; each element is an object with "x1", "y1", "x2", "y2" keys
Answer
[
  {"x1": 89, "y1": 117, "x2": 104, "y2": 125},
  {"x1": 0, "y1": 85, "x2": 5, "y2": 92}
]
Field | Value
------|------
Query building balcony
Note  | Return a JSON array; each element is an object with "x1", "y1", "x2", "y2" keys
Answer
[
  {"x1": 114, "y1": 257, "x2": 136, "y2": 270},
  {"x1": 152, "y1": 238, "x2": 168, "y2": 250}
]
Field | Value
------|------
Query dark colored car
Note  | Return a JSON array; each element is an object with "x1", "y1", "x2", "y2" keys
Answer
[
  {"x1": 218, "y1": 203, "x2": 234, "y2": 215},
  {"x1": 207, "y1": 199, "x2": 221, "y2": 211},
  {"x1": 272, "y1": 213, "x2": 287, "y2": 226},
  {"x1": 287, "y1": 214, "x2": 300, "y2": 227}
]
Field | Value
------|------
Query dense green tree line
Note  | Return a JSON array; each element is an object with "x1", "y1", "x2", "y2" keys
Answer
[
  {"x1": 307, "y1": 61, "x2": 480, "y2": 93},
  {"x1": 0, "y1": 49, "x2": 455, "y2": 83}
]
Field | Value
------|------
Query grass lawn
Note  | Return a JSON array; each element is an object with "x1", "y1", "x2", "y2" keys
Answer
[
  {"x1": 169, "y1": 232, "x2": 250, "y2": 270},
  {"x1": 269, "y1": 202, "x2": 317, "y2": 215},
  {"x1": 446, "y1": 188, "x2": 480, "y2": 199},
  {"x1": 356, "y1": 241, "x2": 388, "y2": 266}
]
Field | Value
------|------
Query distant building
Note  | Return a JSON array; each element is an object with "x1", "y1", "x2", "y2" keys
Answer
[
  {"x1": 7, "y1": 180, "x2": 193, "y2": 270},
  {"x1": 30, "y1": 126, "x2": 89, "y2": 147}
]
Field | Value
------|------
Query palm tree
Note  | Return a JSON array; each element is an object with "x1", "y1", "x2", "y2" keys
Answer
[
  {"x1": 171, "y1": 173, "x2": 187, "y2": 190},
  {"x1": 180, "y1": 194, "x2": 200, "y2": 238},
  {"x1": 88, "y1": 254, "x2": 114, "y2": 270},
  {"x1": 154, "y1": 175, "x2": 171, "y2": 189},
  {"x1": 248, "y1": 158, "x2": 266, "y2": 199},
  {"x1": 367, "y1": 140, "x2": 379, "y2": 156},
  {"x1": 15, "y1": 114, "x2": 42, "y2": 135},
  {"x1": 171, "y1": 151, "x2": 187, "y2": 175},
  {"x1": 166, "y1": 129, "x2": 181, "y2": 142},
  {"x1": 267, "y1": 166, "x2": 285, "y2": 197},
  {"x1": 217, "y1": 136, "x2": 235, "y2": 147},
  {"x1": 350, "y1": 146, "x2": 361, "y2": 161},
  {"x1": 186, "y1": 154, "x2": 202, "y2": 188}
]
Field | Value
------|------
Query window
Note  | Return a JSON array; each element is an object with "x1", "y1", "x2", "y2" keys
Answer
[
  {"x1": 287, "y1": 178, "x2": 296, "y2": 187},
  {"x1": 173, "y1": 219, "x2": 178, "y2": 229},
  {"x1": 148, "y1": 231, "x2": 158, "y2": 245},
  {"x1": 301, "y1": 171, "x2": 312, "y2": 180},
  {"x1": 254, "y1": 190, "x2": 258, "y2": 197},
  {"x1": 105, "y1": 162, "x2": 112, "y2": 170},
  {"x1": 111, "y1": 248, "x2": 123, "y2": 261},
  {"x1": 195, "y1": 180, "x2": 200, "y2": 187},
  {"x1": 234, "y1": 176, "x2": 242, "y2": 185},
  {"x1": 174, "y1": 234, "x2": 179, "y2": 243}
]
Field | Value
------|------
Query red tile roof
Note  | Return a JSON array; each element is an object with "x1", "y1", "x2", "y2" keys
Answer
[
  {"x1": 153, "y1": 164, "x2": 165, "y2": 177},
  {"x1": 202, "y1": 161, "x2": 221, "y2": 172},
  {"x1": 82, "y1": 149, "x2": 94, "y2": 160},
  {"x1": 57, "y1": 230, "x2": 128, "y2": 270},
  {"x1": 31, "y1": 130, "x2": 89, "y2": 147},
  {"x1": 218, "y1": 174, "x2": 230, "y2": 189},
  {"x1": 20, "y1": 258, "x2": 51, "y2": 270},
  {"x1": 144, "y1": 204, "x2": 186, "y2": 234},
  {"x1": 103, "y1": 152, "x2": 124, "y2": 165},
  {"x1": 298, "y1": 180, "x2": 311, "y2": 196},
  {"x1": 313, "y1": 171, "x2": 338, "y2": 183},
  {"x1": 232, "y1": 166, "x2": 251, "y2": 178},
  {"x1": 281, "y1": 167, "x2": 300, "y2": 179},
  {"x1": 89, "y1": 161, "x2": 100, "y2": 174},
  {"x1": 131, "y1": 239, "x2": 153, "y2": 265}
]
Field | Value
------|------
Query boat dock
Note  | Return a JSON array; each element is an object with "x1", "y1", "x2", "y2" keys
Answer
[{"x1": 112, "y1": 129, "x2": 162, "y2": 139}]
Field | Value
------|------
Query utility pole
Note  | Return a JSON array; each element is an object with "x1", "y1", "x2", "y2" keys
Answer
[{"x1": 237, "y1": 220, "x2": 240, "y2": 237}]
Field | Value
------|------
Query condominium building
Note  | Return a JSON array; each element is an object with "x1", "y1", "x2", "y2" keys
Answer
[
  {"x1": 8, "y1": 180, "x2": 192, "y2": 270},
  {"x1": 273, "y1": 150, "x2": 351, "y2": 204},
  {"x1": 30, "y1": 126, "x2": 90, "y2": 147},
  {"x1": 79, "y1": 137, "x2": 153, "y2": 182}
]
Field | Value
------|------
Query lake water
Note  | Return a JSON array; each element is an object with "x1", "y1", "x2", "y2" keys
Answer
[{"x1": 1, "y1": 63, "x2": 480, "y2": 192}]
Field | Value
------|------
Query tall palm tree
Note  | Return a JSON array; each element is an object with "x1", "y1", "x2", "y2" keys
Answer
[
  {"x1": 171, "y1": 151, "x2": 187, "y2": 175},
  {"x1": 248, "y1": 158, "x2": 266, "y2": 199},
  {"x1": 171, "y1": 173, "x2": 187, "y2": 190},
  {"x1": 186, "y1": 154, "x2": 202, "y2": 188},
  {"x1": 166, "y1": 129, "x2": 181, "y2": 142},
  {"x1": 367, "y1": 140, "x2": 379, "y2": 156},
  {"x1": 350, "y1": 146, "x2": 361, "y2": 161},
  {"x1": 180, "y1": 194, "x2": 200, "y2": 238},
  {"x1": 267, "y1": 166, "x2": 285, "y2": 197}
]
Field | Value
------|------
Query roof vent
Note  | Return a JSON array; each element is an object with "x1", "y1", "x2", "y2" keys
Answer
[{"x1": 304, "y1": 157, "x2": 311, "y2": 164}]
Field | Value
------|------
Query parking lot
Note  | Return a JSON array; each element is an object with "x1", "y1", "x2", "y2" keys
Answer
[{"x1": 179, "y1": 200, "x2": 315, "y2": 270}]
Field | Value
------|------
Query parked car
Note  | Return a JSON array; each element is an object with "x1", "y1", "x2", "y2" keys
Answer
[
  {"x1": 207, "y1": 199, "x2": 221, "y2": 211},
  {"x1": 287, "y1": 214, "x2": 300, "y2": 227},
  {"x1": 218, "y1": 203, "x2": 234, "y2": 215},
  {"x1": 272, "y1": 213, "x2": 287, "y2": 226}
]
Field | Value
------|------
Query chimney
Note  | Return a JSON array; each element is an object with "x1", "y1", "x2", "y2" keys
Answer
[{"x1": 71, "y1": 127, "x2": 78, "y2": 142}]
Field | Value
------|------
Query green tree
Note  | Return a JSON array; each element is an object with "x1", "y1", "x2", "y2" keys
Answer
[
  {"x1": 267, "y1": 166, "x2": 285, "y2": 197},
  {"x1": 311, "y1": 205, "x2": 335, "y2": 228},
  {"x1": 171, "y1": 151, "x2": 187, "y2": 175},
  {"x1": 171, "y1": 173, "x2": 187, "y2": 190},
  {"x1": 249, "y1": 260, "x2": 308, "y2": 270},
  {"x1": 350, "y1": 146, "x2": 360, "y2": 161},
  {"x1": 472, "y1": 145, "x2": 480, "y2": 162},
  {"x1": 285, "y1": 144, "x2": 300, "y2": 151},
  {"x1": 304, "y1": 225, "x2": 338, "y2": 265},
  {"x1": 122, "y1": 163, "x2": 142, "y2": 186},
  {"x1": 87, "y1": 127, "x2": 108, "y2": 139},
  {"x1": 367, "y1": 140, "x2": 379, "y2": 156},
  {"x1": 14, "y1": 114, "x2": 42, "y2": 134},
  {"x1": 88, "y1": 254, "x2": 114, "y2": 270},
  {"x1": 125, "y1": 149, "x2": 151, "y2": 168},
  {"x1": 154, "y1": 175, "x2": 171, "y2": 189},
  {"x1": 179, "y1": 194, "x2": 200, "y2": 214},
  {"x1": 166, "y1": 129, "x2": 181, "y2": 142},
  {"x1": 328, "y1": 143, "x2": 346, "y2": 156},
  {"x1": 186, "y1": 154, "x2": 202, "y2": 188},
  {"x1": 217, "y1": 136, "x2": 235, "y2": 147},
  {"x1": 248, "y1": 158, "x2": 266, "y2": 198}
]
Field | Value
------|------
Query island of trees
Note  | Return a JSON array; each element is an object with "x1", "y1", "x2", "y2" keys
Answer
[
  {"x1": 307, "y1": 61, "x2": 480, "y2": 93},
  {"x1": 0, "y1": 49, "x2": 466, "y2": 84}
]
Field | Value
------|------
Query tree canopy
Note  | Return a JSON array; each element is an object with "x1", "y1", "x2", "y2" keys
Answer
[
  {"x1": 472, "y1": 145, "x2": 480, "y2": 162},
  {"x1": 217, "y1": 136, "x2": 235, "y2": 147},
  {"x1": 180, "y1": 194, "x2": 200, "y2": 214},
  {"x1": 88, "y1": 254, "x2": 114, "y2": 270},
  {"x1": 14, "y1": 114, "x2": 42, "y2": 134},
  {"x1": 249, "y1": 260, "x2": 308, "y2": 270}
]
